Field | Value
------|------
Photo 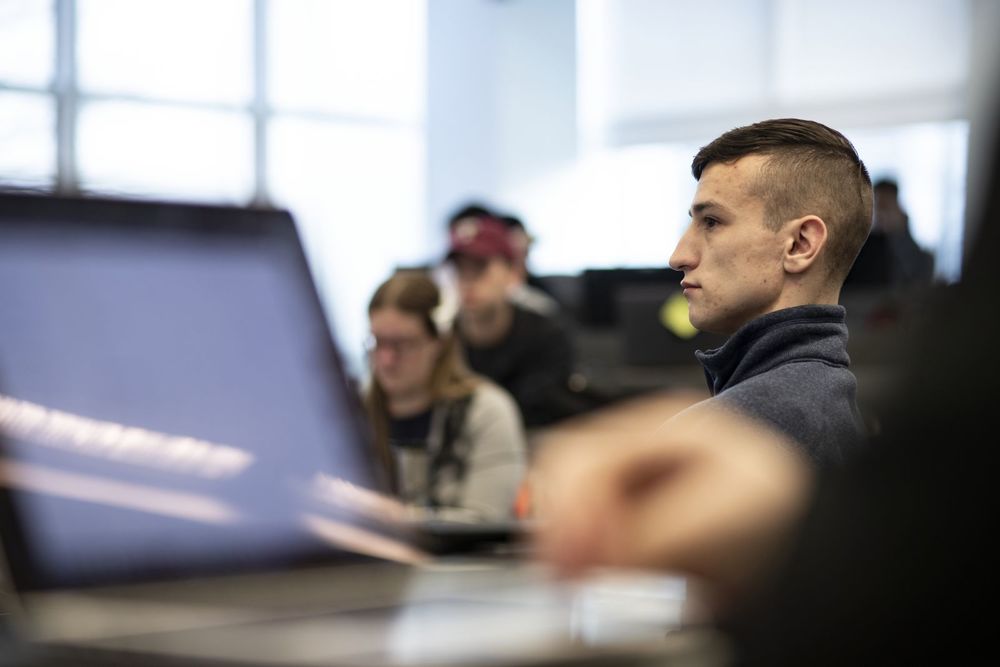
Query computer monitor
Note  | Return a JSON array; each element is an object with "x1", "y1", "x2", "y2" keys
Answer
[{"x1": 580, "y1": 267, "x2": 682, "y2": 326}]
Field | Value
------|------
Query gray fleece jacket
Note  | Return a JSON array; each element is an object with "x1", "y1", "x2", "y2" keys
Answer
[{"x1": 695, "y1": 305, "x2": 865, "y2": 467}]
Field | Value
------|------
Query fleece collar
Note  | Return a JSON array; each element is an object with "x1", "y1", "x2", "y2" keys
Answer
[{"x1": 696, "y1": 305, "x2": 851, "y2": 396}]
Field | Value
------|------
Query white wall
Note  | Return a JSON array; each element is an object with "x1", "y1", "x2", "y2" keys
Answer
[
  {"x1": 597, "y1": 0, "x2": 969, "y2": 143},
  {"x1": 426, "y1": 0, "x2": 502, "y2": 255},
  {"x1": 494, "y1": 0, "x2": 577, "y2": 197},
  {"x1": 426, "y1": 0, "x2": 577, "y2": 260}
]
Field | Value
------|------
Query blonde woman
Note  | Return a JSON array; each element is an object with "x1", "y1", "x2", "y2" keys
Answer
[{"x1": 364, "y1": 271, "x2": 527, "y2": 521}]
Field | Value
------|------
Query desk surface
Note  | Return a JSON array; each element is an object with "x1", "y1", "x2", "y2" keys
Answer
[{"x1": 5, "y1": 558, "x2": 694, "y2": 667}]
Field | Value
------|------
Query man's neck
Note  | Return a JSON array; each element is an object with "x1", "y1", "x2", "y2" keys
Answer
[
  {"x1": 771, "y1": 278, "x2": 841, "y2": 316},
  {"x1": 460, "y1": 302, "x2": 515, "y2": 347},
  {"x1": 388, "y1": 391, "x2": 433, "y2": 418},
  {"x1": 722, "y1": 287, "x2": 841, "y2": 336}
]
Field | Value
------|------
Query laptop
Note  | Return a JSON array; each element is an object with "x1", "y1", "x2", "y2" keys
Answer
[{"x1": 0, "y1": 193, "x2": 689, "y2": 666}]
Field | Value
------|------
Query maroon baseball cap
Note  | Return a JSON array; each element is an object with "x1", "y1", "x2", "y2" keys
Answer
[{"x1": 446, "y1": 215, "x2": 515, "y2": 262}]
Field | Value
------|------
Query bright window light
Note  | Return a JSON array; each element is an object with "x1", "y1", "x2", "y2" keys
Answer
[
  {"x1": 0, "y1": 91, "x2": 56, "y2": 188},
  {"x1": 77, "y1": 0, "x2": 253, "y2": 105},
  {"x1": 267, "y1": 0, "x2": 426, "y2": 122},
  {"x1": 77, "y1": 100, "x2": 254, "y2": 202},
  {"x1": 0, "y1": 0, "x2": 54, "y2": 88}
]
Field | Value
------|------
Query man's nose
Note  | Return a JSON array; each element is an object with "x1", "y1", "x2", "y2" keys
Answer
[{"x1": 669, "y1": 225, "x2": 697, "y2": 272}]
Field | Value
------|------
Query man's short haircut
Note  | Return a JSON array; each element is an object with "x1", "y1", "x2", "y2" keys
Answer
[
  {"x1": 873, "y1": 178, "x2": 899, "y2": 197},
  {"x1": 501, "y1": 215, "x2": 525, "y2": 232},
  {"x1": 447, "y1": 202, "x2": 496, "y2": 229},
  {"x1": 692, "y1": 118, "x2": 874, "y2": 284}
]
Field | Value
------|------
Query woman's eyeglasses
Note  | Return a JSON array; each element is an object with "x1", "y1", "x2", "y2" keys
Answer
[{"x1": 364, "y1": 334, "x2": 429, "y2": 356}]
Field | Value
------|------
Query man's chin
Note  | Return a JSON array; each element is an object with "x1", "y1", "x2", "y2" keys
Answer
[{"x1": 689, "y1": 316, "x2": 727, "y2": 336}]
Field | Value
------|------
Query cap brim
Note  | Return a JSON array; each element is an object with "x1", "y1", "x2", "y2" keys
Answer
[{"x1": 446, "y1": 247, "x2": 494, "y2": 261}]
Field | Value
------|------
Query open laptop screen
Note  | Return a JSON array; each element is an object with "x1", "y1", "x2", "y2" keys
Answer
[{"x1": 0, "y1": 194, "x2": 409, "y2": 592}]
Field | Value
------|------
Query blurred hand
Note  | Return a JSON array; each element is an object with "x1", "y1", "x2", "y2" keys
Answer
[{"x1": 531, "y1": 393, "x2": 812, "y2": 614}]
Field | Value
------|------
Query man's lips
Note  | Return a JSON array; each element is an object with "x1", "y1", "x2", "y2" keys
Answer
[{"x1": 680, "y1": 281, "x2": 700, "y2": 293}]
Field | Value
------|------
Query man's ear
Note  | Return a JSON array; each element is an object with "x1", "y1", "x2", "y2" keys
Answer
[{"x1": 783, "y1": 215, "x2": 827, "y2": 274}]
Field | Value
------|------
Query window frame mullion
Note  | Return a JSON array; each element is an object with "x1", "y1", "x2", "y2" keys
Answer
[
  {"x1": 54, "y1": 0, "x2": 78, "y2": 195},
  {"x1": 252, "y1": 0, "x2": 269, "y2": 207}
]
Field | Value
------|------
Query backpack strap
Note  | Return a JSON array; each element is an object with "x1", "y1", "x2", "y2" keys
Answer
[{"x1": 428, "y1": 394, "x2": 473, "y2": 507}]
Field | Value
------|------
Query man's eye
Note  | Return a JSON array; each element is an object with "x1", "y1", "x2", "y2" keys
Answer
[{"x1": 704, "y1": 217, "x2": 719, "y2": 229}]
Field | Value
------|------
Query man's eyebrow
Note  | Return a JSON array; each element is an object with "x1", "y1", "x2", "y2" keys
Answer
[{"x1": 688, "y1": 200, "x2": 728, "y2": 217}]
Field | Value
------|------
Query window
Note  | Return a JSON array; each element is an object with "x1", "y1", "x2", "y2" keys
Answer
[
  {"x1": 268, "y1": 0, "x2": 424, "y2": 121},
  {"x1": 0, "y1": 0, "x2": 427, "y2": 376},
  {"x1": 77, "y1": 0, "x2": 253, "y2": 105},
  {"x1": 77, "y1": 101, "x2": 255, "y2": 200},
  {"x1": 0, "y1": 0, "x2": 53, "y2": 87},
  {"x1": 0, "y1": 91, "x2": 55, "y2": 187}
]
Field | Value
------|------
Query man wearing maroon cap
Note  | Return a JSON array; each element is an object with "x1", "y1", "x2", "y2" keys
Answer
[{"x1": 445, "y1": 215, "x2": 583, "y2": 429}]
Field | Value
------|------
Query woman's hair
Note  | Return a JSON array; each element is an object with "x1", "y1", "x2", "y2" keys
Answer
[{"x1": 364, "y1": 270, "x2": 479, "y2": 488}]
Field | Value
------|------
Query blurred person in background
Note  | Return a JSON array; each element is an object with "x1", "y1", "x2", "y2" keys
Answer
[
  {"x1": 843, "y1": 177, "x2": 935, "y2": 292},
  {"x1": 872, "y1": 177, "x2": 935, "y2": 288},
  {"x1": 364, "y1": 271, "x2": 527, "y2": 521},
  {"x1": 445, "y1": 214, "x2": 591, "y2": 430}
]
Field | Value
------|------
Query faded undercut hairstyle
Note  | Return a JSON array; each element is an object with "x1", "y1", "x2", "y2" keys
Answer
[
  {"x1": 692, "y1": 118, "x2": 873, "y2": 284},
  {"x1": 364, "y1": 271, "x2": 479, "y2": 487}
]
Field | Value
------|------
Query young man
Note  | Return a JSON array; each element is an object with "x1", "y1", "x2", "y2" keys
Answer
[
  {"x1": 668, "y1": 118, "x2": 874, "y2": 466},
  {"x1": 871, "y1": 178, "x2": 935, "y2": 287},
  {"x1": 844, "y1": 178, "x2": 935, "y2": 290},
  {"x1": 534, "y1": 111, "x2": 1000, "y2": 663},
  {"x1": 445, "y1": 215, "x2": 582, "y2": 429},
  {"x1": 446, "y1": 203, "x2": 560, "y2": 316}
]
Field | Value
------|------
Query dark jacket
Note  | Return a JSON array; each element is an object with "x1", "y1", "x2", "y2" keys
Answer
[
  {"x1": 696, "y1": 305, "x2": 865, "y2": 467},
  {"x1": 460, "y1": 305, "x2": 581, "y2": 428},
  {"x1": 726, "y1": 221, "x2": 998, "y2": 667}
]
